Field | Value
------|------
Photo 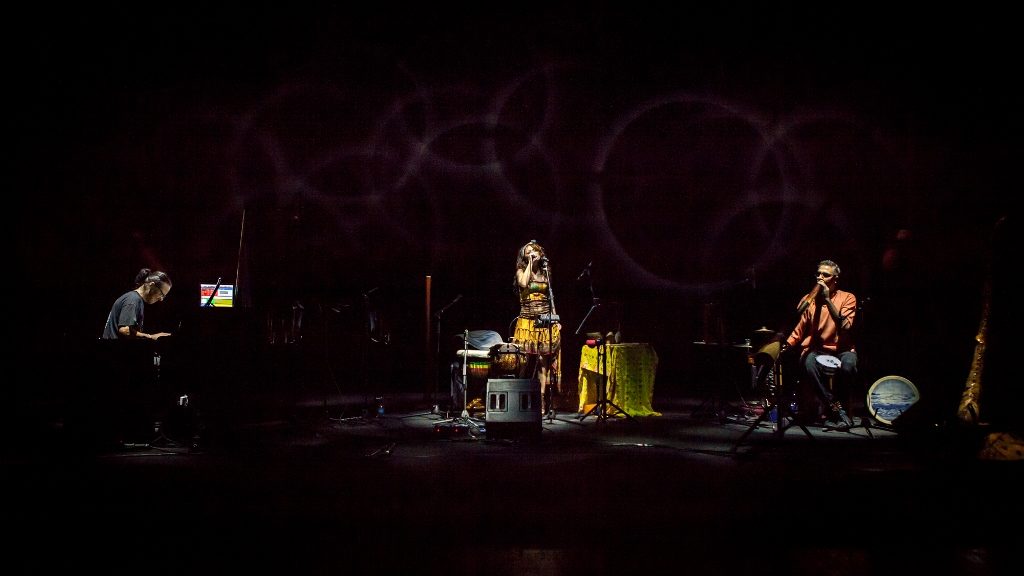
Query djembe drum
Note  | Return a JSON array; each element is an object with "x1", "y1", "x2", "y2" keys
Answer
[
  {"x1": 455, "y1": 349, "x2": 492, "y2": 411},
  {"x1": 489, "y1": 343, "x2": 532, "y2": 379}
]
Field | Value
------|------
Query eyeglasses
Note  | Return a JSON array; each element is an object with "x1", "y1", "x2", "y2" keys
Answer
[
  {"x1": 155, "y1": 283, "x2": 169, "y2": 300},
  {"x1": 816, "y1": 271, "x2": 834, "y2": 279}
]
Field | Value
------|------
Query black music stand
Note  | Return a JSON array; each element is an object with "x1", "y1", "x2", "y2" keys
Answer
[{"x1": 690, "y1": 340, "x2": 751, "y2": 421}]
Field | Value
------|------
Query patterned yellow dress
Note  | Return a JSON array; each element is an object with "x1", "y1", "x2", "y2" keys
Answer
[{"x1": 510, "y1": 280, "x2": 561, "y2": 391}]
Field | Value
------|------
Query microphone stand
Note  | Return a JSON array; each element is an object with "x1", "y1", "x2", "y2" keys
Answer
[
  {"x1": 434, "y1": 294, "x2": 462, "y2": 411},
  {"x1": 542, "y1": 261, "x2": 558, "y2": 421},
  {"x1": 574, "y1": 266, "x2": 632, "y2": 423},
  {"x1": 574, "y1": 266, "x2": 599, "y2": 337}
]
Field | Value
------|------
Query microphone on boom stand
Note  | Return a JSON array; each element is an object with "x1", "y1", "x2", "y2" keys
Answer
[{"x1": 576, "y1": 261, "x2": 592, "y2": 281}]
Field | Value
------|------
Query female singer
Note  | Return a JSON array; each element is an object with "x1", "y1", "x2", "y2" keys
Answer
[{"x1": 511, "y1": 240, "x2": 561, "y2": 414}]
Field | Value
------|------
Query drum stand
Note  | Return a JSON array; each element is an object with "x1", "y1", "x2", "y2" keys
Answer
[
  {"x1": 731, "y1": 356, "x2": 812, "y2": 452},
  {"x1": 432, "y1": 329, "x2": 485, "y2": 437}
]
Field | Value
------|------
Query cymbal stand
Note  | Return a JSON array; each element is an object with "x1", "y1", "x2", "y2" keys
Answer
[
  {"x1": 432, "y1": 329, "x2": 484, "y2": 437},
  {"x1": 731, "y1": 355, "x2": 812, "y2": 452}
]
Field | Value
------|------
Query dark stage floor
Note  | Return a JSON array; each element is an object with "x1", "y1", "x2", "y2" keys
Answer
[{"x1": 7, "y1": 385, "x2": 1019, "y2": 576}]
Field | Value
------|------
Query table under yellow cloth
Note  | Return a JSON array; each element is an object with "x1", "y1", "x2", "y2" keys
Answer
[{"x1": 577, "y1": 343, "x2": 660, "y2": 416}]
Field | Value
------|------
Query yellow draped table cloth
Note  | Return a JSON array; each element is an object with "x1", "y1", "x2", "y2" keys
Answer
[{"x1": 577, "y1": 343, "x2": 660, "y2": 417}]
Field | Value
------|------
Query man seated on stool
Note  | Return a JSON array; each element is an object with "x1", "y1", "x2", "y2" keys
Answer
[{"x1": 783, "y1": 259, "x2": 857, "y2": 430}]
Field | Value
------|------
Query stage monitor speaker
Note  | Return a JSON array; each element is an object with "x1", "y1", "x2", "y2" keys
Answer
[{"x1": 485, "y1": 378, "x2": 541, "y2": 439}]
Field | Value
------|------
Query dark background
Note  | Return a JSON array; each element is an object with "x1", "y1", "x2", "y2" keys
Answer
[{"x1": 16, "y1": 3, "x2": 1016, "y2": 420}]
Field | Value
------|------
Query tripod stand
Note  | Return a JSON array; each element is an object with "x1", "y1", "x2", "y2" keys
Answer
[{"x1": 577, "y1": 336, "x2": 633, "y2": 422}]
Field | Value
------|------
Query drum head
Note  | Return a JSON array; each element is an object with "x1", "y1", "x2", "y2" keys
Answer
[
  {"x1": 814, "y1": 354, "x2": 841, "y2": 369},
  {"x1": 867, "y1": 375, "x2": 920, "y2": 425}
]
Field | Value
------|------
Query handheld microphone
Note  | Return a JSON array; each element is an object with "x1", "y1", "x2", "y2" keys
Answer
[
  {"x1": 576, "y1": 261, "x2": 592, "y2": 281},
  {"x1": 538, "y1": 256, "x2": 549, "y2": 270}
]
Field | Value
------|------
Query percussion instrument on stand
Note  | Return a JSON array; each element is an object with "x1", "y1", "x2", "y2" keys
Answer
[
  {"x1": 435, "y1": 330, "x2": 486, "y2": 437},
  {"x1": 489, "y1": 342, "x2": 532, "y2": 379},
  {"x1": 815, "y1": 353, "x2": 841, "y2": 415},
  {"x1": 454, "y1": 348, "x2": 491, "y2": 413}
]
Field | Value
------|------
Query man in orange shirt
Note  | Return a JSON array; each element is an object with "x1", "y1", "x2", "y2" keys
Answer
[{"x1": 785, "y1": 259, "x2": 857, "y2": 430}]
